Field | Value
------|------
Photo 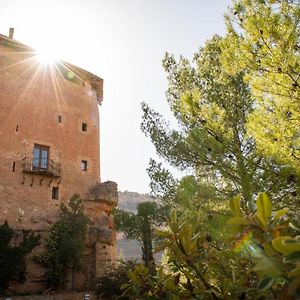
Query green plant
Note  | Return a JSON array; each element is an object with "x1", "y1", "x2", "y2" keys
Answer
[
  {"x1": 223, "y1": 0, "x2": 300, "y2": 173},
  {"x1": 95, "y1": 259, "x2": 137, "y2": 299},
  {"x1": 0, "y1": 221, "x2": 40, "y2": 295},
  {"x1": 121, "y1": 186, "x2": 258, "y2": 300},
  {"x1": 227, "y1": 192, "x2": 300, "y2": 297},
  {"x1": 35, "y1": 194, "x2": 88, "y2": 288}
]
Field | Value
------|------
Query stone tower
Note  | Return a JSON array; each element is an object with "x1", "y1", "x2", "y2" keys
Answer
[{"x1": 0, "y1": 29, "x2": 117, "y2": 294}]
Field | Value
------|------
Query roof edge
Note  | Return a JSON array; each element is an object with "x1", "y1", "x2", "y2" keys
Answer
[{"x1": 0, "y1": 33, "x2": 103, "y2": 104}]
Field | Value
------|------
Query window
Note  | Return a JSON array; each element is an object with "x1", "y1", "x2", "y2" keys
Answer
[
  {"x1": 82, "y1": 122, "x2": 87, "y2": 132},
  {"x1": 81, "y1": 160, "x2": 88, "y2": 171},
  {"x1": 52, "y1": 187, "x2": 59, "y2": 200},
  {"x1": 33, "y1": 144, "x2": 49, "y2": 170}
]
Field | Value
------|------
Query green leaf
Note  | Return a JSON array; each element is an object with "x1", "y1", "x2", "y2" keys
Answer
[
  {"x1": 290, "y1": 264, "x2": 300, "y2": 277},
  {"x1": 229, "y1": 194, "x2": 242, "y2": 217},
  {"x1": 257, "y1": 277, "x2": 275, "y2": 292},
  {"x1": 256, "y1": 193, "x2": 272, "y2": 227},
  {"x1": 120, "y1": 283, "x2": 131, "y2": 291},
  {"x1": 226, "y1": 217, "x2": 249, "y2": 226},
  {"x1": 272, "y1": 237, "x2": 300, "y2": 255},
  {"x1": 273, "y1": 208, "x2": 288, "y2": 222},
  {"x1": 155, "y1": 229, "x2": 171, "y2": 238},
  {"x1": 285, "y1": 251, "x2": 300, "y2": 263},
  {"x1": 254, "y1": 257, "x2": 281, "y2": 276}
]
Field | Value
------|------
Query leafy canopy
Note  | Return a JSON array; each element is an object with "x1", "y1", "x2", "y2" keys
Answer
[{"x1": 222, "y1": 0, "x2": 300, "y2": 173}]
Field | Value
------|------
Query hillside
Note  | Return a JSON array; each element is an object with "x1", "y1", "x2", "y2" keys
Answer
[{"x1": 117, "y1": 190, "x2": 154, "y2": 212}]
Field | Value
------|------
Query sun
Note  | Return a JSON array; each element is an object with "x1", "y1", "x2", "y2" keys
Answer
[
  {"x1": 36, "y1": 52, "x2": 57, "y2": 65},
  {"x1": 35, "y1": 44, "x2": 60, "y2": 65}
]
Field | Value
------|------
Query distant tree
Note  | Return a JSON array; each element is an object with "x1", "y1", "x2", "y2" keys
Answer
[
  {"x1": 113, "y1": 201, "x2": 164, "y2": 268},
  {"x1": 222, "y1": 0, "x2": 300, "y2": 177},
  {"x1": 35, "y1": 194, "x2": 89, "y2": 289},
  {"x1": 0, "y1": 221, "x2": 40, "y2": 295}
]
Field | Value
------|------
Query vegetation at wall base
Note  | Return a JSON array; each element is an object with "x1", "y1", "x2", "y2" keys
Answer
[
  {"x1": 35, "y1": 194, "x2": 88, "y2": 289},
  {"x1": 0, "y1": 221, "x2": 40, "y2": 295},
  {"x1": 96, "y1": 259, "x2": 137, "y2": 300}
]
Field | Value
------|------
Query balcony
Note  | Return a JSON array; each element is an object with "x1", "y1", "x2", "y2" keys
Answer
[{"x1": 23, "y1": 157, "x2": 61, "y2": 178}]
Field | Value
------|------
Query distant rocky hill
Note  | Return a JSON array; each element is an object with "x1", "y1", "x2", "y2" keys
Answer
[
  {"x1": 116, "y1": 191, "x2": 158, "y2": 262},
  {"x1": 117, "y1": 190, "x2": 154, "y2": 212}
]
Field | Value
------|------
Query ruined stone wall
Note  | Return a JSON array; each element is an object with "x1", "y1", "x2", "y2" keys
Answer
[{"x1": 4, "y1": 181, "x2": 118, "y2": 296}]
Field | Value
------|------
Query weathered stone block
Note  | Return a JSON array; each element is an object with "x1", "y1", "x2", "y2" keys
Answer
[
  {"x1": 86, "y1": 181, "x2": 118, "y2": 206},
  {"x1": 88, "y1": 225, "x2": 114, "y2": 245}
]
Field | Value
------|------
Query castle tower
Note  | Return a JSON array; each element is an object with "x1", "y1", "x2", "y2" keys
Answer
[
  {"x1": 0, "y1": 30, "x2": 117, "y2": 294},
  {"x1": 0, "y1": 30, "x2": 104, "y2": 229}
]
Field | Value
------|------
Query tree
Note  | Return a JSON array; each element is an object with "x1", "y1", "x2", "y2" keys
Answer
[
  {"x1": 142, "y1": 35, "x2": 295, "y2": 206},
  {"x1": 113, "y1": 201, "x2": 164, "y2": 267},
  {"x1": 146, "y1": 158, "x2": 179, "y2": 207},
  {"x1": 126, "y1": 1, "x2": 300, "y2": 299},
  {"x1": 222, "y1": 0, "x2": 300, "y2": 176},
  {"x1": 0, "y1": 221, "x2": 40, "y2": 295},
  {"x1": 36, "y1": 194, "x2": 89, "y2": 289}
]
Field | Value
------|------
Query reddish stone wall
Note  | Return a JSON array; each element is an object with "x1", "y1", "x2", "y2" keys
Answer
[
  {"x1": 0, "y1": 42, "x2": 101, "y2": 230},
  {"x1": 0, "y1": 35, "x2": 118, "y2": 296},
  {"x1": 4, "y1": 182, "x2": 118, "y2": 296}
]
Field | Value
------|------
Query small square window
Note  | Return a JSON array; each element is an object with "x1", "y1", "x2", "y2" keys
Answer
[
  {"x1": 81, "y1": 160, "x2": 88, "y2": 171},
  {"x1": 52, "y1": 187, "x2": 59, "y2": 200},
  {"x1": 58, "y1": 115, "x2": 62, "y2": 123},
  {"x1": 82, "y1": 122, "x2": 87, "y2": 131}
]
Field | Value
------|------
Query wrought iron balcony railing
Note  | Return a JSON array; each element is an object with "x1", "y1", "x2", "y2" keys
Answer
[{"x1": 23, "y1": 157, "x2": 61, "y2": 178}]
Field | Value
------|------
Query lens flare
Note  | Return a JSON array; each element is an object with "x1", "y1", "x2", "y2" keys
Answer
[{"x1": 233, "y1": 232, "x2": 265, "y2": 260}]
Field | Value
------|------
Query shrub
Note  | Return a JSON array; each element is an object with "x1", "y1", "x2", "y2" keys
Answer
[
  {"x1": 0, "y1": 221, "x2": 40, "y2": 295},
  {"x1": 95, "y1": 260, "x2": 137, "y2": 299}
]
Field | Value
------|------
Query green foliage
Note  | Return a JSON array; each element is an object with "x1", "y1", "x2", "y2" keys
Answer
[
  {"x1": 132, "y1": 0, "x2": 300, "y2": 299},
  {"x1": 142, "y1": 35, "x2": 296, "y2": 206},
  {"x1": 0, "y1": 221, "x2": 40, "y2": 295},
  {"x1": 147, "y1": 158, "x2": 179, "y2": 206},
  {"x1": 114, "y1": 201, "x2": 165, "y2": 267},
  {"x1": 121, "y1": 186, "x2": 258, "y2": 299},
  {"x1": 227, "y1": 192, "x2": 300, "y2": 297},
  {"x1": 122, "y1": 263, "x2": 185, "y2": 300},
  {"x1": 223, "y1": 0, "x2": 300, "y2": 175},
  {"x1": 35, "y1": 194, "x2": 88, "y2": 288},
  {"x1": 95, "y1": 260, "x2": 137, "y2": 299}
]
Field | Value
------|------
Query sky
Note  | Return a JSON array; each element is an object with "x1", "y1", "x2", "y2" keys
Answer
[{"x1": 0, "y1": 0, "x2": 231, "y2": 193}]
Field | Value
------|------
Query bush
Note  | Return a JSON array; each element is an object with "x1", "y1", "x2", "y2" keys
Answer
[
  {"x1": 95, "y1": 260, "x2": 138, "y2": 299},
  {"x1": 35, "y1": 194, "x2": 88, "y2": 288},
  {"x1": 0, "y1": 221, "x2": 40, "y2": 295}
]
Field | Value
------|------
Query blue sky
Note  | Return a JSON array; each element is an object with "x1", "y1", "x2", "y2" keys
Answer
[{"x1": 0, "y1": 0, "x2": 231, "y2": 193}]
